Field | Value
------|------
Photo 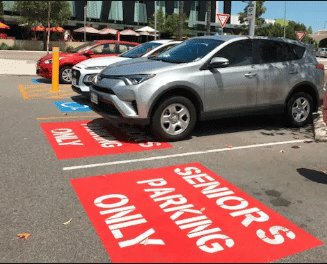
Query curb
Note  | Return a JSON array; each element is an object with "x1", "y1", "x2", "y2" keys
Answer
[{"x1": 313, "y1": 106, "x2": 327, "y2": 142}]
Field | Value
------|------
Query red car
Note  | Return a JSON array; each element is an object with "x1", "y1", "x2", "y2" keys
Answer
[{"x1": 36, "y1": 40, "x2": 139, "y2": 84}]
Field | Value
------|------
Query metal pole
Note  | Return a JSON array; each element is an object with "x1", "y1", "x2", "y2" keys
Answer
[
  {"x1": 84, "y1": 5, "x2": 87, "y2": 42},
  {"x1": 46, "y1": 1, "x2": 51, "y2": 53},
  {"x1": 283, "y1": 1, "x2": 286, "y2": 38},
  {"x1": 154, "y1": 1, "x2": 157, "y2": 40},
  {"x1": 248, "y1": 1, "x2": 256, "y2": 37}
]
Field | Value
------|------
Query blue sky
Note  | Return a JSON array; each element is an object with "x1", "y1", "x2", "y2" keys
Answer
[{"x1": 218, "y1": 1, "x2": 327, "y2": 33}]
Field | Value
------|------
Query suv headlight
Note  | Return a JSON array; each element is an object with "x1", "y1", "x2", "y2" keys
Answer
[
  {"x1": 83, "y1": 74, "x2": 96, "y2": 85},
  {"x1": 85, "y1": 66, "x2": 107, "y2": 70},
  {"x1": 124, "y1": 74, "x2": 156, "y2": 85}
]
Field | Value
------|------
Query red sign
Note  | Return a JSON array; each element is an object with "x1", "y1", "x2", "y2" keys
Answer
[
  {"x1": 70, "y1": 163, "x2": 323, "y2": 263},
  {"x1": 295, "y1": 31, "x2": 306, "y2": 41},
  {"x1": 217, "y1": 13, "x2": 230, "y2": 28},
  {"x1": 40, "y1": 120, "x2": 173, "y2": 160}
]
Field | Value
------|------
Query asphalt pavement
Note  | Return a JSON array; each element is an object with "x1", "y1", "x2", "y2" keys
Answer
[{"x1": 0, "y1": 51, "x2": 326, "y2": 263}]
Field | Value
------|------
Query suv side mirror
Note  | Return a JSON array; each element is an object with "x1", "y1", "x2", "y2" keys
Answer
[
  {"x1": 83, "y1": 50, "x2": 94, "y2": 56},
  {"x1": 209, "y1": 57, "x2": 229, "y2": 68}
]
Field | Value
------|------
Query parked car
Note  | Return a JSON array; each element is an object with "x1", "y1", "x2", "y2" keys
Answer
[
  {"x1": 316, "y1": 48, "x2": 327, "y2": 58},
  {"x1": 71, "y1": 39, "x2": 181, "y2": 95},
  {"x1": 36, "y1": 40, "x2": 139, "y2": 84},
  {"x1": 90, "y1": 35, "x2": 325, "y2": 141}
]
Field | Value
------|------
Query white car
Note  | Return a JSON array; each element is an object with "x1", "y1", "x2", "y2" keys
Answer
[{"x1": 71, "y1": 39, "x2": 181, "y2": 95}]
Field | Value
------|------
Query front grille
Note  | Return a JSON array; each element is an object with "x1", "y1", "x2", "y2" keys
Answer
[
  {"x1": 96, "y1": 99, "x2": 122, "y2": 117},
  {"x1": 72, "y1": 69, "x2": 80, "y2": 85},
  {"x1": 92, "y1": 84, "x2": 115, "y2": 94}
]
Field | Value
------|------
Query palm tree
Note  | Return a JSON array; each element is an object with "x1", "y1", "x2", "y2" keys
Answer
[
  {"x1": 206, "y1": 1, "x2": 211, "y2": 35},
  {"x1": 179, "y1": 1, "x2": 184, "y2": 40}
]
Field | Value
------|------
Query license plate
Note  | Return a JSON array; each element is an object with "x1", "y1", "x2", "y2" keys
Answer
[
  {"x1": 91, "y1": 92, "x2": 98, "y2": 105},
  {"x1": 72, "y1": 78, "x2": 77, "y2": 86}
]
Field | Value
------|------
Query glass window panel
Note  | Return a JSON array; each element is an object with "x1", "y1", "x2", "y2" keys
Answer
[
  {"x1": 109, "y1": 1, "x2": 123, "y2": 21},
  {"x1": 4, "y1": 1, "x2": 15, "y2": 11},
  {"x1": 68, "y1": 1, "x2": 75, "y2": 17},
  {"x1": 87, "y1": 1, "x2": 102, "y2": 19},
  {"x1": 215, "y1": 40, "x2": 253, "y2": 67}
]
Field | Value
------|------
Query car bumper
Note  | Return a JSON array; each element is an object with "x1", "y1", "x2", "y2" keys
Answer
[
  {"x1": 89, "y1": 86, "x2": 150, "y2": 125},
  {"x1": 36, "y1": 64, "x2": 52, "y2": 79},
  {"x1": 72, "y1": 67, "x2": 100, "y2": 93},
  {"x1": 72, "y1": 85, "x2": 90, "y2": 97}
]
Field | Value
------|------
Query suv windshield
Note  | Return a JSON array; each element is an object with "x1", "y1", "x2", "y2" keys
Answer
[
  {"x1": 152, "y1": 38, "x2": 224, "y2": 63},
  {"x1": 120, "y1": 42, "x2": 162, "y2": 58},
  {"x1": 69, "y1": 41, "x2": 97, "y2": 53}
]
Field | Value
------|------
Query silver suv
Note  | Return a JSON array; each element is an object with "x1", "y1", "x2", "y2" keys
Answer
[{"x1": 90, "y1": 36, "x2": 325, "y2": 141}]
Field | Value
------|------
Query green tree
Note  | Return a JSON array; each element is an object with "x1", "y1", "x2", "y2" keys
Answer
[
  {"x1": 13, "y1": 1, "x2": 71, "y2": 51},
  {"x1": 238, "y1": 1, "x2": 267, "y2": 33},
  {"x1": 165, "y1": 13, "x2": 189, "y2": 38},
  {"x1": 256, "y1": 20, "x2": 314, "y2": 44},
  {"x1": 148, "y1": 7, "x2": 166, "y2": 37}
]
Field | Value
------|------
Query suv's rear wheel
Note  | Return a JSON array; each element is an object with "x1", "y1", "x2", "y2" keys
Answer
[
  {"x1": 286, "y1": 92, "x2": 313, "y2": 127},
  {"x1": 59, "y1": 66, "x2": 72, "y2": 84},
  {"x1": 151, "y1": 96, "x2": 197, "y2": 141}
]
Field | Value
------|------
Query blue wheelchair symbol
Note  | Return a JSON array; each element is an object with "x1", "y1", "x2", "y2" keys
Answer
[{"x1": 54, "y1": 101, "x2": 91, "y2": 112}]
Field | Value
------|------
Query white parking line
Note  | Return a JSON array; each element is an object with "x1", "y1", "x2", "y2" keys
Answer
[{"x1": 63, "y1": 139, "x2": 310, "y2": 171}]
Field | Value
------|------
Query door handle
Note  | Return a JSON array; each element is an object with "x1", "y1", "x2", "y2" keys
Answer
[
  {"x1": 288, "y1": 70, "x2": 298, "y2": 74},
  {"x1": 244, "y1": 72, "x2": 257, "y2": 78}
]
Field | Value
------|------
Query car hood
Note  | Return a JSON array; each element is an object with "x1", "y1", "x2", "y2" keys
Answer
[
  {"x1": 38, "y1": 52, "x2": 77, "y2": 62},
  {"x1": 77, "y1": 56, "x2": 130, "y2": 68},
  {"x1": 100, "y1": 58, "x2": 174, "y2": 76}
]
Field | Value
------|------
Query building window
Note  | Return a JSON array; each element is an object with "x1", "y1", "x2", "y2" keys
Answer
[
  {"x1": 109, "y1": 1, "x2": 123, "y2": 22},
  {"x1": 67, "y1": 1, "x2": 75, "y2": 17},
  {"x1": 3, "y1": 1, "x2": 15, "y2": 11},
  {"x1": 87, "y1": 1, "x2": 102, "y2": 20},
  {"x1": 173, "y1": 1, "x2": 179, "y2": 14},
  {"x1": 134, "y1": 1, "x2": 147, "y2": 24},
  {"x1": 189, "y1": 1, "x2": 199, "y2": 28},
  {"x1": 156, "y1": 1, "x2": 165, "y2": 16}
]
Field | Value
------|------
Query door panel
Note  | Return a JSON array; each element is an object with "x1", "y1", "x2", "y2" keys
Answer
[
  {"x1": 204, "y1": 65, "x2": 258, "y2": 112},
  {"x1": 204, "y1": 39, "x2": 257, "y2": 112}
]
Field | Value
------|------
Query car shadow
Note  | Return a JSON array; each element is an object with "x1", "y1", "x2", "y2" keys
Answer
[
  {"x1": 32, "y1": 78, "x2": 51, "y2": 84},
  {"x1": 192, "y1": 114, "x2": 314, "y2": 139},
  {"x1": 297, "y1": 168, "x2": 327, "y2": 184},
  {"x1": 71, "y1": 95, "x2": 92, "y2": 107},
  {"x1": 85, "y1": 113, "x2": 314, "y2": 144}
]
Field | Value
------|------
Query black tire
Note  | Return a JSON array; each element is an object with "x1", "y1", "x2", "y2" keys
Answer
[
  {"x1": 286, "y1": 92, "x2": 313, "y2": 127},
  {"x1": 151, "y1": 96, "x2": 197, "y2": 142},
  {"x1": 59, "y1": 66, "x2": 72, "y2": 84}
]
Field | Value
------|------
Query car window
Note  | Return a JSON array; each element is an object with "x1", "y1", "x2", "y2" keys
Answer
[
  {"x1": 102, "y1": 44, "x2": 116, "y2": 54},
  {"x1": 289, "y1": 44, "x2": 304, "y2": 60},
  {"x1": 151, "y1": 43, "x2": 178, "y2": 56},
  {"x1": 70, "y1": 41, "x2": 97, "y2": 53},
  {"x1": 214, "y1": 40, "x2": 253, "y2": 67},
  {"x1": 153, "y1": 38, "x2": 224, "y2": 63},
  {"x1": 120, "y1": 42, "x2": 161, "y2": 58},
  {"x1": 118, "y1": 44, "x2": 136, "y2": 54},
  {"x1": 90, "y1": 44, "x2": 105, "y2": 54},
  {"x1": 257, "y1": 40, "x2": 288, "y2": 63}
]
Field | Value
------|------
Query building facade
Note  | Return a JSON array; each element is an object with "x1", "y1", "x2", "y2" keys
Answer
[{"x1": 2, "y1": 1, "x2": 236, "y2": 40}]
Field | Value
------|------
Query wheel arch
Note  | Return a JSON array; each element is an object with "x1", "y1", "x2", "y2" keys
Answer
[
  {"x1": 148, "y1": 86, "x2": 204, "y2": 120},
  {"x1": 285, "y1": 82, "x2": 319, "y2": 112}
]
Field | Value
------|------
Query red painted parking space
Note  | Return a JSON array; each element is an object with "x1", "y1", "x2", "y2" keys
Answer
[
  {"x1": 40, "y1": 120, "x2": 173, "y2": 160},
  {"x1": 70, "y1": 163, "x2": 323, "y2": 263}
]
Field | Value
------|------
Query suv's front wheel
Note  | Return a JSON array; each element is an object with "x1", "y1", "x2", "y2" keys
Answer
[
  {"x1": 151, "y1": 96, "x2": 197, "y2": 141},
  {"x1": 286, "y1": 92, "x2": 313, "y2": 127}
]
